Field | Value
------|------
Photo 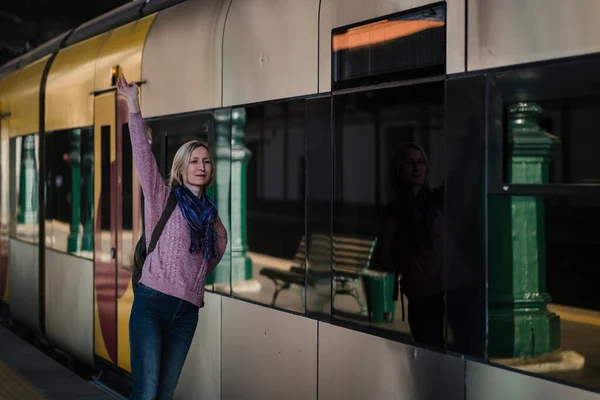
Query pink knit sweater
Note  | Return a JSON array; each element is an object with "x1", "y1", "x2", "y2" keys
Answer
[{"x1": 129, "y1": 111, "x2": 227, "y2": 307}]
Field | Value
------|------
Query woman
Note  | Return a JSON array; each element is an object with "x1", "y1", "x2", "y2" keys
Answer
[
  {"x1": 117, "y1": 74, "x2": 228, "y2": 399},
  {"x1": 371, "y1": 143, "x2": 444, "y2": 348}
]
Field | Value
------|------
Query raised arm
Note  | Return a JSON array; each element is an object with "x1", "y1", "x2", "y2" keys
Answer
[{"x1": 116, "y1": 74, "x2": 167, "y2": 202}]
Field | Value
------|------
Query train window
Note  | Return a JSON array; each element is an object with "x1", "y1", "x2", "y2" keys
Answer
[
  {"x1": 146, "y1": 112, "x2": 212, "y2": 180},
  {"x1": 306, "y1": 96, "x2": 333, "y2": 319},
  {"x1": 234, "y1": 100, "x2": 306, "y2": 313},
  {"x1": 44, "y1": 128, "x2": 94, "y2": 259},
  {"x1": 332, "y1": 81, "x2": 445, "y2": 348},
  {"x1": 444, "y1": 76, "x2": 487, "y2": 358},
  {"x1": 501, "y1": 99, "x2": 600, "y2": 185},
  {"x1": 121, "y1": 123, "x2": 136, "y2": 270},
  {"x1": 490, "y1": 57, "x2": 600, "y2": 188},
  {"x1": 486, "y1": 58, "x2": 600, "y2": 390},
  {"x1": 9, "y1": 133, "x2": 40, "y2": 244},
  {"x1": 145, "y1": 111, "x2": 234, "y2": 294},
  {"x1": 488, "y1": 194, "x2": 600, "y2": 391}
]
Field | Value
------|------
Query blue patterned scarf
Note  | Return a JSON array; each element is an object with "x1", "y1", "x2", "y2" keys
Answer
[{"x1": 174, "y1": 185, "x2": 219, "y2": 261}]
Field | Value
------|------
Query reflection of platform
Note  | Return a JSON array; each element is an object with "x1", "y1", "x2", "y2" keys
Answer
[
  {"x1": 493, "y1": 350, "x2": 585, "y2": 373},
  {"x1": 543, "y1": 304, "x2": 600, "y2": 390}
]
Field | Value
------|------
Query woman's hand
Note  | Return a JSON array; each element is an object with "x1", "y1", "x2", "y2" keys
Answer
[{"x1": 116, "y1": 74, "x2": 140, "y2": 113}]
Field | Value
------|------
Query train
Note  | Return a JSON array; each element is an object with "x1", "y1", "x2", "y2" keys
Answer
[{"x1": 1, "y1": 0, "x2": 600, "y2": 399}]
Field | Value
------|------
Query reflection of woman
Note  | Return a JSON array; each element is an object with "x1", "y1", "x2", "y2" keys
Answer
[
  {"x1": 371, "y1": 143, "x2": 444, "y2": 348},
  {"x1": 117, "y1": 75, "x2": 228, "y2": 399}
]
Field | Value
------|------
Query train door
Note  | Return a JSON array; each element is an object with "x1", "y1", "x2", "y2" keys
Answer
[{"x1": 93, "y1": 91, "x2": 141, "y2": 371}]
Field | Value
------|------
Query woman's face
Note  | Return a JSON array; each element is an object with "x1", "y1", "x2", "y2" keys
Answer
[
  {"x1": 403, "y1": 147, "x2": 427, "y2": 187},
  {"x1": 184, "y1": 146, "x2": 212, "y2": 191}
]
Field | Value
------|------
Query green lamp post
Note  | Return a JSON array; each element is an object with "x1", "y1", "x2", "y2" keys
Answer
[
  {"x1": 81, "y1": 129, "x2": 94, "y2": 252},
  {"x1": 17, "y1": 135, "x2": 39, "y2": 226},
  {"x1": 67, "y1": 129, "x2": 81, "y2": 253},
  {"x1": 489, "y1": 102, "x2": 561, "y2": 358},
  {"x1": 210, "y1": 108, "x2": 253, "y2": 285}
]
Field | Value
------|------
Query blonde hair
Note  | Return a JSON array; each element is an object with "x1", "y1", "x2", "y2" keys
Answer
[{"x1": 168, "y1": 140, "x2": 216, "y2": 190}]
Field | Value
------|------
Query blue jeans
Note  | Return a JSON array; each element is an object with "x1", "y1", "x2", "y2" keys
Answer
[{"x1": 129, "y1": 284, "x2": 199, "y2": 400}]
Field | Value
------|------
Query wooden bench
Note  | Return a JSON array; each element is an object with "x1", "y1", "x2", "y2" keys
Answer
[{"x1": 259, "y1": 234, "x2": 377, "y2": 312}]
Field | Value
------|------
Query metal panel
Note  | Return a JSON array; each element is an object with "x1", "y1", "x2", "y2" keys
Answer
[
  {"x1": 222, "y1": 297, "x2": 318, "y2": 400},
  {"x1": 141, "y1": 0, "x2": 230, "y2": 117},
  {"x1": 141, "y1": 0, "x2": 187, "y2": 16},
  {"x1": 318, "y1": 322, "x2": 465, "y2": 400},
  {"x1": 444, "y1": 75, "x2": 487, "y2": 357},
  {"x1": 46, "y1": 34, "x2": 110, "y2": 131},
  {"x1": 446, "y1": 0, "x2": 465, "y2": 74},
  {"x1": 0, "y1": 57, "x2": 22, "y2": 80},
  {"x1": 318, "y1": 0, "x2": 439, "y2": 93},
  {"x1": 65, "y1": 2, "x2": 144, "y2": 47},
  {"x1": 175, "y1": 292, "x2": 222, "y2": 400},
  {"x1": 94, "y1": 16, "x2": 155, "y2": 93},
  {"x1": 222, "y1": 0, "x2": 319, "y2": 106},
  {"x1": 7, "y1": 56, "x2": 50, "y2": 137},
  {"x1": 8, "y1": 239, "x2": 39, "y2": 330},
  {"x1": 466, "y1": 360, "x2": 600, "y2": 400},
  {"x1": 20, "y1": 31, "x2": 71, "y2": 68},
  {"x1": 468, "y1": 0, "x2": 600, "y2": 71},
  {"x1": 44, "y1": 250, "x2": 94, "y2": 365}
]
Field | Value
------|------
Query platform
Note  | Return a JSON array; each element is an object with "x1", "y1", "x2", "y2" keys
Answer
[{"x1": 0, "y1": 326, "x2": 118, "y2": 399}]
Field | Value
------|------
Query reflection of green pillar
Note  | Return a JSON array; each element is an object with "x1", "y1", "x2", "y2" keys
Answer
[
  {"x1": 81, "y1": 129, "x2": 94, "y2": 252},
  {"x1": 17, "y1": 135, "x2": 39, "y2": 224},
  {"x1": 489, "y1": 103, "x2": 561, "y2": 358},
  {"x1": 210, "y1": 109, "x2": 253, "y2": 283},
  {"x1": 231, "y1": 108, "x2": 253, "y2": 281},
  {"x1": 68, "y1": 129, "x2": 81, "y2": 253},
  {"x1": 209, "y1": 110, "x2": 234, "y2": 284}
]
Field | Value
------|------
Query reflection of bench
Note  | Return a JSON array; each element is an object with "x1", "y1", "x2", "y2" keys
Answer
[{"x1": 258, "y1": 234, "x2": 376, "y2": 312}]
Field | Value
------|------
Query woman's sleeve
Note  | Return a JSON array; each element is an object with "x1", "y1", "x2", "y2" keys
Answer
[{"x1": 128, "y1": 111, "x2": 169, "y2": 201}]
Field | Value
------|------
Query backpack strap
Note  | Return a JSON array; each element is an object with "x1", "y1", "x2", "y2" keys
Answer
[{"x1": 147, "y1": 191, "x2": 177, "y2": 254}]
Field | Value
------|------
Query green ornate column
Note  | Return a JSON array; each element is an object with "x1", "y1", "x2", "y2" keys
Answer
[
  {"x1": 68, "y1": 129, "x2": 81, "y2": 253},
  {"x1": 210, "y1": 110, "x2": 233, "y2": 284},
  {"x1": 17, "y1": 135, "x2": 39, "y2": 225},
  {"x1": 230, "y1": 108, "x2": 253, "y2": 281},
  {"x1": 212, "y1": 108, "x2": 253, "y2": 284},
  {"x1": 80, "y1": 129, "x2": 94, "y2": 252},
  {"x1": 489, "y1": 102, "x2": 561, "y2": 358}
]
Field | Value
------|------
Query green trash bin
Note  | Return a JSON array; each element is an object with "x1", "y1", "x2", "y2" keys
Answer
[{"x1": 362, "y1": 270, "x2": 396, "y2": 323}]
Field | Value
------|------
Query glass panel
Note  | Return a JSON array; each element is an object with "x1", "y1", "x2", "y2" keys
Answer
[
  {"x1": 10, "y1": 134, "x2": 40, "y2": 243},
  {"x1": 44, "y1": 128, "x2": 94, "y2": 258},
  {"x1": 332, "y1": 81, "x2": 444, "y2": 349},
  {"x1": 80, "y1": 128, "x2": 94, "y2": 259},
  {"x1": 44, "y1": 132, "x2": 54, "y2": 249},
  {"x1": 444, "y1": 76, "x2": 487, "y2": 357},
  {"x1": 495, "y1": 58, "x2": 600, "y2": 186},
  {"x1": 306, "y1": 97, "x2": 332, "y2": 318},
  {"x1": 502, "y1": 99, "x2": 600, "y2": 185},
  {"x1": 209, "y1": 108, "x2": 232, "y2": 294},
  {"x1": 147, "y1": 114, "x2": 212, "y2": 181},
  {"x1": 488, "y1": 194, "x2": 600, "y2": 391},
  {"x1": 235, "y1": 101, "x2": 306, "y2": 313},
  {"x1": 9, "y1": 138, "x2": 16, "y2": 237},
  {"x1": 332, "y1": 4, "x2": 446, "y2": 90},
  {"x1": 0, "y1": 123, "x2": 9, "y2": 303},
  {"x1": 121, "y1": 123, "x2": 135, "y2": 270},
  {"x1": 98, "y1": 126, "x2": 112, "y2": 265},
  {"x1": 146, "y1": 113, "x2": 230, "y2": 293}
]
